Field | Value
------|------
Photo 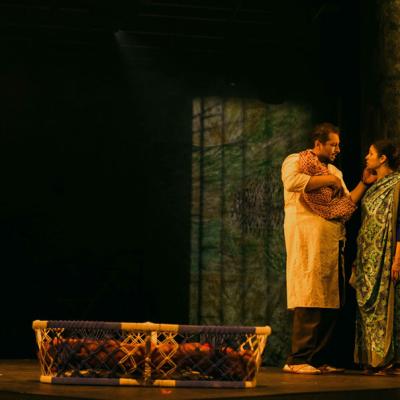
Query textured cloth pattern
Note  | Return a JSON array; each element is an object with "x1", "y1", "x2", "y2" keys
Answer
[
  {"x1": 354, "y1": 172, "x2": 400, "y2": 368},
  {"x1": 298, "y1": 150, "x2": 356, "y2": 222}
]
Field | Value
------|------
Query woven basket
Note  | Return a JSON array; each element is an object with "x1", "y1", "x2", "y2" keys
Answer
[{"x1": 32, "y1": 320, "x2": 271, "y2": 388}]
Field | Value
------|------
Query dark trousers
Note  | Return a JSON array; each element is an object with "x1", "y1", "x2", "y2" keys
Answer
[{"x1": 286, "y1": 307, "x2": 339, "y2": 366}]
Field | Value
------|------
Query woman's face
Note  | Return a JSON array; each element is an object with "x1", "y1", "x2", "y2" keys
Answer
[{"x1": 365, "y1": 145, "x2": 384, "y2": 170}]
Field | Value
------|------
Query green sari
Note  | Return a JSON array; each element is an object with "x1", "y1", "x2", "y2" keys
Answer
[{"x1": 354, "y1": 172, "x2": 400, "y2": 368}]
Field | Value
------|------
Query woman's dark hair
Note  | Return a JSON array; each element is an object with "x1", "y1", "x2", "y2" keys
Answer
[
  {"x1": 310, "y1": 122, "x2": 340, "y2": 147},
  {"x1": 373, "y1": 139, "x2": 400, "y2": 170}
]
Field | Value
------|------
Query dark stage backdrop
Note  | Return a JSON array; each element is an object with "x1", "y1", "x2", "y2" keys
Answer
[
  {"x1": 0, "y1": 0, "x2": 361, "y2": 368},
  {"x1": 0, "y1": 34, "x2": 195, "y2": 357}
]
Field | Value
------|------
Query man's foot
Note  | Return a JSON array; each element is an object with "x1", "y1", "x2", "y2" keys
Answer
[
  {"x1": 282, "y1": 363, "x2": 322, "y2": 375},
  {"x1": 318, "y1": 364, "x2": 345, "y2": 374}
]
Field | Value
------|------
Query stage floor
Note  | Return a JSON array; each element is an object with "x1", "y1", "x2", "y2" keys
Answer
[{"x1": 1, "y1": 360, "x2": 400, "y2": 400}]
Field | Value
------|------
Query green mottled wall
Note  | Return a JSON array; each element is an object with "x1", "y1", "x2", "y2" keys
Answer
[
  {"x1": 361, "y1": 0, "x2": 400, "y2": 145},
  {"x1": 380, "y1": 0, "x2": 400, "y2": 139},
  {"x1": 191, "y1": 97, "x2": 312, "y2": 366}
]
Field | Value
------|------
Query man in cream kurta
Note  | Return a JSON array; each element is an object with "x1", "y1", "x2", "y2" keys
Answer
[
  {"x1": 281, "y1": 123, "x2": 373, "y2": 375},
  {"x1": 282, "y1": 153, "x2": 347, "y2": 310}
]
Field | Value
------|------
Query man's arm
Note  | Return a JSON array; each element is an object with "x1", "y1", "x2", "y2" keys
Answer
[
  {"x1": 281, "y1": 154, "x2": 311, "y2": 192},
  {"x1": 282, "y1": 154, "x2": 344, "y2": 193},
  {"x1": 305, "y1": 175, "x2": 343, "y2": 192}
]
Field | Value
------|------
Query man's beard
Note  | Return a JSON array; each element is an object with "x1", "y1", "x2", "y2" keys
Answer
[{"x1": 317, "y1": 154, "x2": 333, "y2": 163}]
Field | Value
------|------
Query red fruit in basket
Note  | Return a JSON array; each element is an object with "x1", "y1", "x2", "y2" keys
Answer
[
  {"x1": 200, "y1": 342, "x2": 212, "y2": 352},
  {"x1": 151, "y1": 343, "x2": 175, "y2": 365},
  {"x1": 180, "y1": 343, "x2": 199, "y2": 353},
  {"x1": 159, "y1": 343, "x2": 175, "y2": 354},
  {"x1": 239, "y1": 349, "x2": 253, "y2": 362},
  {"x1": 222, "y1": 346, "x2": 235, "y2": 355},
  {"x1": 115, "y1": 342, "x2": 146, "y2": 370},
  {"x1": 200, "y1": 343, "x2": 212, "y2": 355}
]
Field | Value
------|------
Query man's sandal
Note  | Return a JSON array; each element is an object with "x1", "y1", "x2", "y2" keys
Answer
[{"x1": 282, "y1": 363, "x2": 322, "y2": 374}]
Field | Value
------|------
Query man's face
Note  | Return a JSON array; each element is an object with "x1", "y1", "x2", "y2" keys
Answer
[{"x1": 315, "y1": 133, "x2": 340, "y2": 163}]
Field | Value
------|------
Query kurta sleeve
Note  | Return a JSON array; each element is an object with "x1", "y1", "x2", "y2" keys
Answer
[{"x1": 281, "y1": 154, "x2": 311, "y2": 192}]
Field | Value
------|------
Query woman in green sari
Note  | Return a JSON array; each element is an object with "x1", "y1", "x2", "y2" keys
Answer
[{"x1": 354, "y1": 139, "x2": 400, "y2": 375}]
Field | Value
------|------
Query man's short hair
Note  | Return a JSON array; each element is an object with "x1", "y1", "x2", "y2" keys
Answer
[{"x1": 310, "y1": 123, "x2": 340, "y2": 146}]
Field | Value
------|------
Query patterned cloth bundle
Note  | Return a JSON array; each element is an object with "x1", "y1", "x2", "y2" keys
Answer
[{"x1": 298, "y1": 150, "x2": 356, "y2": 222}]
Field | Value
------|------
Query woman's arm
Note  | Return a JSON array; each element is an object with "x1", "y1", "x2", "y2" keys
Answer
[
  {"x1": 392, "y1": 200, "x2": 400, "y2": 282},
  {"x1": 391, "y1": 242, "x2": 400, "y2": 283},
  {"x1": 349, "y1": 181, "x2": 369, "y2": 204},
  {"x1": 349, "y1": 168, "x2": 378, "y2": 204}
]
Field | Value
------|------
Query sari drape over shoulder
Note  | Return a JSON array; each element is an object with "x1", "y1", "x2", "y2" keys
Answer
[{"x1": 354, "y1": 172, "x2": 400, "y2": 368}]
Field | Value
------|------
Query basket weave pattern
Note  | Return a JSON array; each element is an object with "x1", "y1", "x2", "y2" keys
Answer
[{"x1": 33, "y1": 321, "x2": 270, "y2": 387}]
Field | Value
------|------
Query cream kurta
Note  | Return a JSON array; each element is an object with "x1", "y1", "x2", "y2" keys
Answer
[{"x1": 282, "y1": 153, "x2": 349, "y2": 309}]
